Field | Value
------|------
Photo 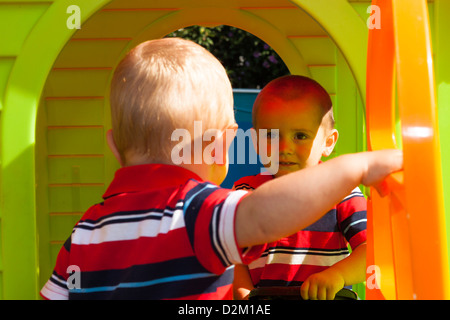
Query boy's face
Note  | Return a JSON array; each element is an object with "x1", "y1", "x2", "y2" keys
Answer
[{"x1": 255, "y1": 95, "x2": 333, "y2": 178}]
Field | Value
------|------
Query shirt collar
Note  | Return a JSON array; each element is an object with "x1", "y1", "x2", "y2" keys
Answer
[{"x1": 103, "y1": 164, "x2": 203, "y2": 199}]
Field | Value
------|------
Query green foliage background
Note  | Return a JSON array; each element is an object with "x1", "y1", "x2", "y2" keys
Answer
[{"x1": 167, "y1": 25, "x2": 290, "y2": 89}]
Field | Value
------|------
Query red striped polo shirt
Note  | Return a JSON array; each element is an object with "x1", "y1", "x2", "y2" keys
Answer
[
  {"x1": 40, "y1": 164, "x2": 257, "y2": 300},
  {"x1": 234, "y1": 172, "x2": 367, "y2": 287}
]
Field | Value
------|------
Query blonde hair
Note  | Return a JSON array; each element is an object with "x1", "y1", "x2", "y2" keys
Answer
[{"x1": 110, "y1": 38, "x2": 235, "y2": 164}]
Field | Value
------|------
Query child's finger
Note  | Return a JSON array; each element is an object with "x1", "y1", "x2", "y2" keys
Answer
[
  {"x1": 307, "y1": 283, "x2": 318, "y2": 300},
  {"x1": 326, "y1": 288, "x2": 338, "y2": 300},
  {"x1": 300, "y1": 281, "x2": 310, "y2": 300},
  {"x1": 317, "y1": 286, "x2": 327, "y2": 300}
]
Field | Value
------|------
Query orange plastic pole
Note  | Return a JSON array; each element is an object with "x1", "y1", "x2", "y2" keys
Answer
[
  {"x1": 392, "y1": 0, "x2": 450, "y2": 299},
  {"x1": 366, "y1": 0, "x2": 396, "y2": 300},
  {"x1": 366, "y1": 0, "x2": 450, "y2": 300}
]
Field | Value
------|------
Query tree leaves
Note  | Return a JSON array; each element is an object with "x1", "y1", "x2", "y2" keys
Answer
[{"x1": 167, "y1": 26, "x2": 290, "y2": 89}]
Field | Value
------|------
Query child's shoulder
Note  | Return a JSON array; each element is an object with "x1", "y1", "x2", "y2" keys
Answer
[{"x1": 234, "y1": 173, "x2": 274, "y2": 191}]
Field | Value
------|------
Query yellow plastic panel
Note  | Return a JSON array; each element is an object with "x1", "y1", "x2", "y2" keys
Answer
[
  {"x1": 49, "y1": 244, "x2": 63, "y2": 267},
  {"x1": 47, "y1": 156, "x2": 105, "y2": 184},
  {"x1": 46, "y1": 99, "x2": 104, "y2": 126},
  {"x1": 103, "y1": 0, "x2": 179, "y2": 9},
  {"x1": 1, "y1": 0, "x2": 111, "y2": 300},
  {"x1": 290, "y1": 0, "x2": 368, "y2": 100},
  {"x1": 44, "y1": 69, "x2": 111, "y2": 97},
  {"x1": 243, "y1": 7, "x2": 328, "y2": 36},
  {"x1": 48, "y1": 184, "x2": 104, "y2": 213},
  {"x1": 104, "y1": 0, "x2": 296, "y2": 9},
  {"x1": 47, "y1": 126, "x2": 104, "y2": 155},
  {"x1": 309, "y1": 65, "x2": 336, "y2": 94},
  {"x1": 128, "y1": 6, "x2": 310, "y2": 76},
  {"x1": 335, "y1": 51, "x2": 366, "y2": 158},
  {"x1": 0, "y1": 58, "x2": 15, "y2": 111},
  {"x1": 72, "y1": 9, "x2": 176, "y2": 39},
  {"x1": 0, "y1": 3, "x2": 49, "y2": 56},
  {"x1": 53, "y1": 39, "x2": 130, "y2": 68},
  {"x1": 288, "y1": 37, "x2": 336, "y2": 65},
  {"x1": 49, "y1": 213, "x2": 83, "y2": 240}
]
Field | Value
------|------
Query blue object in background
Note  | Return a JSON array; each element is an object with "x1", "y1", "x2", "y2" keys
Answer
[{"x1": 221, "y1": 89, "x2": 265, "y2": 189}]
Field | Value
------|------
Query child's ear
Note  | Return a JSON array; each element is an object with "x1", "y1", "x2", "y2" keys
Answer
[
  {"x1": 322, "y1": 128, "x2": 339, "y2": 157},
  {"x1": 106, "y1": 129, "x2": 124, "y2": 167}
]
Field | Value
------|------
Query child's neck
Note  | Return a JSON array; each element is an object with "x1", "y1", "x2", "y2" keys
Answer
[{"x1": 123, "y1": 152, "x2": 170, "y2": 167}]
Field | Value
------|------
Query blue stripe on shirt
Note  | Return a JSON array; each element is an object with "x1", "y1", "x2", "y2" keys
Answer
[{"x1": 69, "y1": 272, "x2": 215, "y2": 294}]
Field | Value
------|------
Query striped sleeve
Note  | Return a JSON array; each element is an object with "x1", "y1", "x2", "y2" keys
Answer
[
  {"x1": 40, "y1": 237, "x2": 72, "y2": 300},
  {"x1": 183, "y1": 182, "x2": 251, "y2": 274},
  {"x1": 337, "y1": 187, "x2": 367, "y2": 249}
]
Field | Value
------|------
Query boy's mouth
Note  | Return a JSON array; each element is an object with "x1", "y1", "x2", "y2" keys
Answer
[{"x1": 279, "y1": 161, "x2": 298, "y2": 166}]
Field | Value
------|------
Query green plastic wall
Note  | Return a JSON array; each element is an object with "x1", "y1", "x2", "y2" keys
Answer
[
  {"x1": 434, "y1": 0, "x2": 450, "y2": 276},
  {"x1": 0, "y1": 0, "x2": 448, "y2": 300}
]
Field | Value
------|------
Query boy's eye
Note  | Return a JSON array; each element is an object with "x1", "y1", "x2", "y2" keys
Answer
[{"x1": 294, "y1": 132, "x2": 308, "y2": 140}]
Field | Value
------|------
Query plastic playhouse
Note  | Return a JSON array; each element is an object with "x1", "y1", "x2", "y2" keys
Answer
[{"x1": 0, "y1": 0, "x2": 449, "y2": 300}]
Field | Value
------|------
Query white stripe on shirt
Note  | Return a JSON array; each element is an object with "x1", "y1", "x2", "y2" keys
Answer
[
  {"x1": 72, "y1": 208, "x2": 185, "y2": 245},
  {"x1": 249, "y1": 248, "x2": 350, "y2": 269},
  {"x1": 216, "y1": 190, "x2": 248, "y2": 265}
]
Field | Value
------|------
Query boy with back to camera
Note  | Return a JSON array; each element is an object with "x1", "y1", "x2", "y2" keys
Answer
[
  {"x1": 40, "y1": 38, "x2": 402, "y2": 300},
  {"x1": 233, "y1": 75, "x2": 367, "y2": 300}
]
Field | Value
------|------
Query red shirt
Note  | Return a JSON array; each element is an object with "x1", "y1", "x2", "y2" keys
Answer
[
  {"x1": 234, "y1": 173, "x2": 367, "y2": 287},
  {"x1": 41, "y1": 164, "x2": 256, "y2": 300}
]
